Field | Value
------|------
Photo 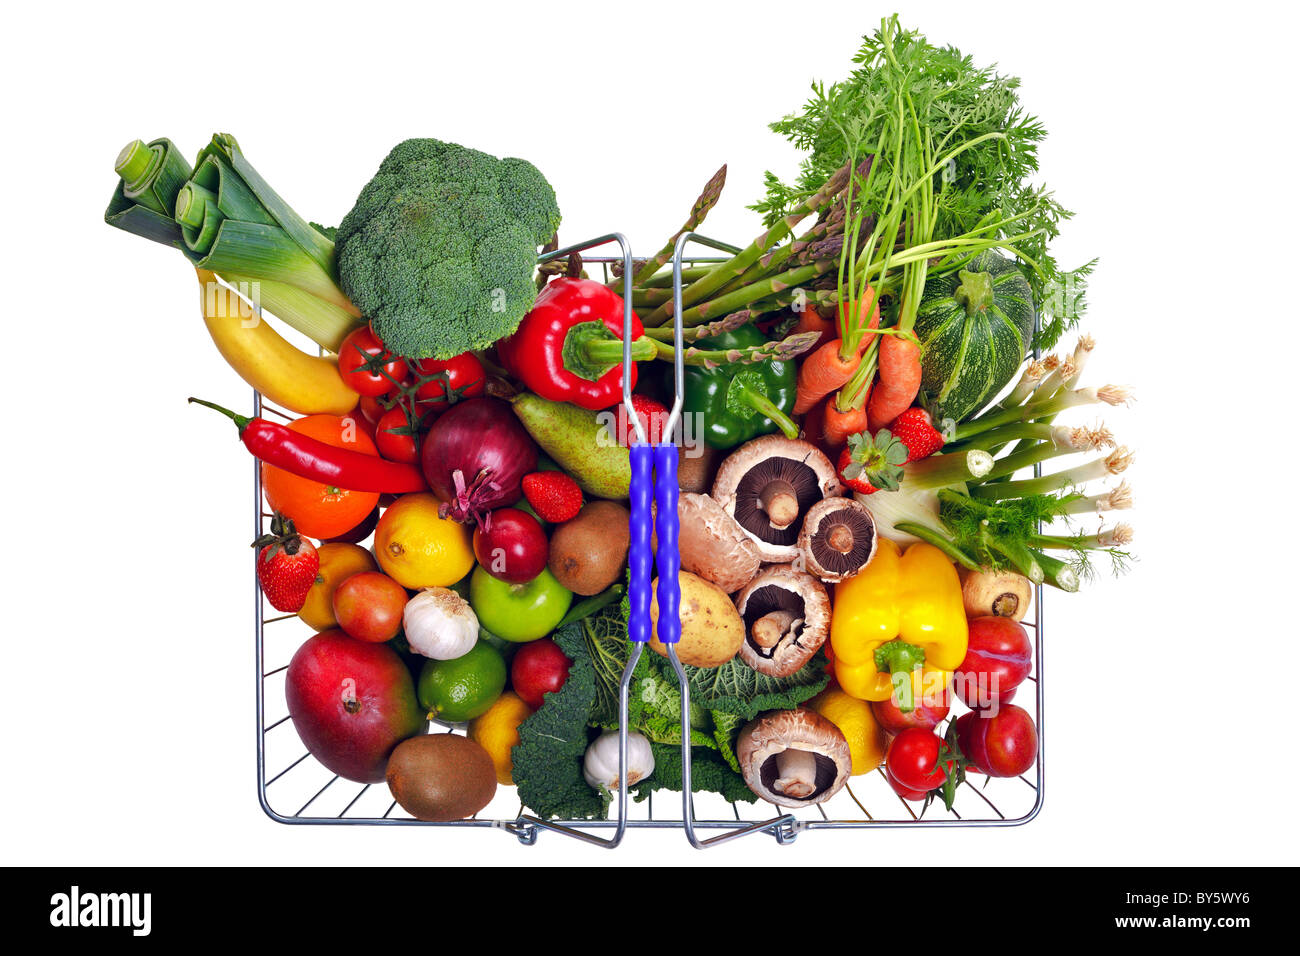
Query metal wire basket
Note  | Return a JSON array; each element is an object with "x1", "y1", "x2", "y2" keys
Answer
[{"x1": 253, "y1": 242, "x2": 1046, "y2": 848}]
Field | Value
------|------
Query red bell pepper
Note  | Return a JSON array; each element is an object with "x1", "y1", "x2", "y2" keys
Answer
[{"x1": 497, "y1": 278, "x2": 656, "y2": 410}]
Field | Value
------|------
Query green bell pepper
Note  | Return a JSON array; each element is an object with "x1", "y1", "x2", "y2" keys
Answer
[{"x1": 679, "y1": 325, "x2": 800, "y2": 449}]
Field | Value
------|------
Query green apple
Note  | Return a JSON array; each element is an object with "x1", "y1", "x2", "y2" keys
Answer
[{"x1": 469, "y1": 565, "x2": 573, "y2": 642}]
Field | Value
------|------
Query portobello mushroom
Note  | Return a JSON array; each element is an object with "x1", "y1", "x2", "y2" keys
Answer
[
  {"x1": 737, "y1": 708, "x2": 852, "y2": 808},
  {"x1": 735, "y1": 565, "x2": 830, "y2": 677},
  {"x1": 674, "y1": 492, "x2": 763, "y2": 594},
  {"x1": 711, "y1": 434, "x2": 842, "y2": 563},
  {"x1": 796, "y1": 496, "x2": 878, "y2": 582}
]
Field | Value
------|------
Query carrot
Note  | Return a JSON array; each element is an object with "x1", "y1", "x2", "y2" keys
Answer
[
  {"x1": 823, "y1": 392, "x2": 870, "y2": 448},
  {"x1": 793, "y1": 340, "x2": 860, "y2": 414},
  {"x1": 866, "y1": 334, "x2": 922, "y2": 432},
  {"x1": 792, "y1": 306, "x2": 836, "y2": 351},
  {"x1": 800, "y1": 395, "x2": 831, "y2": 449},
  {"x1": 793, "y1": 291, "x2": 882, "y2": 415}
]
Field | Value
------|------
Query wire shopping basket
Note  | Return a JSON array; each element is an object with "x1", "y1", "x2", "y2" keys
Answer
[{"x1": 253, "y1": 235, "x2": 1047, "y2": 847}]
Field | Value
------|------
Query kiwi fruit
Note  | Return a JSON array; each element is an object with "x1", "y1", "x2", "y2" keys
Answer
[
  {"x1": 677, "y1": 442, "x2": 720, "y2": 495},
  {"x1": 386, "y1": 733, "x2": 497, "y2": 821},
  {"x1": 547, "y1": 500, "x2": 630, "y2": 596}
]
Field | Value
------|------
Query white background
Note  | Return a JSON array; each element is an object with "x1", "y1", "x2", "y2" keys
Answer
[{"x1": 2, "y1": 0, "x2": 1295, "y2": 866}]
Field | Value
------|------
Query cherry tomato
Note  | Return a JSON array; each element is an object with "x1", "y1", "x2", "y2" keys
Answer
[
  {"x1": 358, "y1": 393, "x2": 389, "y2": 426},
  {"x1": 339, "y1": 327, "x2": 407, "y2": 397},
  {"x1": 884, "y1": 727, "x2": 953, "y2": 800},
  {"x1": 411, "y1": 353, "x2": 486, "y2": 418},
  {"x1": 872, "y1": 685, "x2": 950, "y2": 734},
  {"x1": 374, "y1": 407, "x2": 421, "y2": 464}
]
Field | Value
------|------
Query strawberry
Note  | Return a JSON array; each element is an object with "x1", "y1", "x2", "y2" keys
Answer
[
  {"x1": 252, "y1": 513, "x2": 319, "y2": 612},
  {"x1": 888, "y1": 407, "x2": 945, "y2": 462},
  {"x1": 616, "y1": 394, "x2": 668, "y2": 447},
  {"x1": 838, "y1": 429, "x2": 908, "y2": 494},
  {"x1": 521, "y1": 470, "x2": 583, "y2": 523}
]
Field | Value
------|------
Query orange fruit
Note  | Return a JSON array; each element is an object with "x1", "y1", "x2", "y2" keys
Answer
[
  {"x1": 262, "y1": 414, "x2": 381, "y2": 539},
  {"x1": 298, "y1": 542, "x2": 379, "y2": 631}
]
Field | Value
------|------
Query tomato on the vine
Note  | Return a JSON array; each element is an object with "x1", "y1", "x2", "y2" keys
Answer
[
  {"x1": 374, "y1": 407, "x2": 421, "y2": 464},
  {"x1": 339, "y1": 327, "x2": 408, "y2": 397},
  {"x1": 884, "y1": 727, "x2": 953, "y2": 801},
  {"x1": 358, "y1": 392, "x2": 390, "y2": 427},
  {"x1": 412, "y1": 352, "x2": 486, "y2": 417}
]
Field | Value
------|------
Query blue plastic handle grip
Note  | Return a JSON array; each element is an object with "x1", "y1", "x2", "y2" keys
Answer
[
  {"x1": 653, "y1": 443, "x2": 681, "y2": 645},
  {"x1": 627, "y1": 444, "x2": 653, "y2": 644}
]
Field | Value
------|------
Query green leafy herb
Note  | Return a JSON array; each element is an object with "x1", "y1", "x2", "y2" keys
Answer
[{"x1": 754, "y1": 15, "x2": 1093, "y2": 349}]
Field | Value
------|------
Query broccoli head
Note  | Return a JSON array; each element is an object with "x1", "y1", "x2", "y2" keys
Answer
[{"x1": 335, "y1": 138, "x2": 562, "y2": 359}]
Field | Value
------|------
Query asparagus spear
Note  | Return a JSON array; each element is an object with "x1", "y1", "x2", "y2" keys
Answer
[
  {"x1": 606, "y1": 164, "x2": 728, "y2": 291},
  {"x1": 645, "y1": 160, "x2": 855, "y2": 325}
]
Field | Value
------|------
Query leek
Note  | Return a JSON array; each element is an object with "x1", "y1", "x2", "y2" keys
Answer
[{"x1": 106, "y1": 133, "x2": 363, "y2": 351}]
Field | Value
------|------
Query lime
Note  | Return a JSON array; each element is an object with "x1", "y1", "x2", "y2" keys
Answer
[{"x1": 417, "y1": 642, "x2": 507, "y2": 723}]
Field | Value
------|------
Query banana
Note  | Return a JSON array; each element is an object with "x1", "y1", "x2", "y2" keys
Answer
[{"x1": 196, "y1": 269, "x2": 359, "y2": 415}]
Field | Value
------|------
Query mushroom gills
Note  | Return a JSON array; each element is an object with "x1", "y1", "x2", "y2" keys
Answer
[
  {"x1": 733, "y1": 456, "x2": 823, "y2": 546},
  {"x1": 740, "y1": 584, "x2": 806, "y2": 659},
  {"x1": 806, "y1": 504, "x2": 876, "y2": 579},
  {"x1": 760, "y1": 748, "x2": 839, "y2": 801}
]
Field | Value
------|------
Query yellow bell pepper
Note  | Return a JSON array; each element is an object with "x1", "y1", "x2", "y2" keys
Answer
[{"x1": 830, "y1": 539, "x2": 968, "y2": 711}]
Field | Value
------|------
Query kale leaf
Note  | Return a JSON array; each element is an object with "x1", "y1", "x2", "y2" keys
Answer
[{"x1": 510, "y1": 621, "x2": 608, "y2": 821}]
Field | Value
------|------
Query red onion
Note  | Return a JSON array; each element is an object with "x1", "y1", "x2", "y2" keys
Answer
[{"x1": 421, "y1": 397, "x2": 537, "y2": 527}]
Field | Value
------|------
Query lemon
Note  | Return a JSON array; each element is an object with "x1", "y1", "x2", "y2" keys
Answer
[
  {"x1": 374, "y1": 493, "x2": 474, "y2": 589},
  {"x1": 808, "y1": 685, "x2": 887, "y2": 775},
  {"x1": 468, "y1": 691, "x2": 534, "y2": 785}
]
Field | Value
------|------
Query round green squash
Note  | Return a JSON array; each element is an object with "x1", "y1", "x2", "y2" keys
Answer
[{"x1": 914, "y1": 250, "x2": 1035, "y2": 424}]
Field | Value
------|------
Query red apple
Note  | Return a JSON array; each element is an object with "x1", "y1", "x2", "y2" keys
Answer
[
  {"x1": 509, "y1": 637, "x2": 572, "y2": 709},
  {"x1": 473, "y1": 508, "x2": 548, "y2": 584},
  {"x1": 286, "y1": 630, "x2": 427, "y2": 783}
]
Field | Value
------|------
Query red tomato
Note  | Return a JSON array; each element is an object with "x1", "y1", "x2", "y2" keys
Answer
[
  {"x1": 954, "y1": 617, "x2": 1033, "y2": 709},
  {"x1": 339, "y1": 327, "x2": 408, "y2": 397},
  {"x1": 884, "y1": 727, "x2": 953, "y2": 800},
  {"x1": 411, "y1": 353, "x2": 486, "y2": 418},
  {"x1": 358, "y1": 393, "x2": 389, "y2": 426},
  {"x1": 332, "y1": 571, "x2": 407, "y2": 644},
  {"x1": 374, "y1": 407, "x2": 421, "y2": 465},
  {"x1": 954, "y1": 705, "x2": 1038, "y2": 778},
  {"x1": 872, "y1": 684, "x2": 951, "y2": 734}
]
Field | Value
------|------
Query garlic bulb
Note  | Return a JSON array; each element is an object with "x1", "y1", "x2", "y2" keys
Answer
[
  {"x1": 403, "y1": 587, "x2": 479, "y2": 660},
  {"x1": 582, "y1": 731, "x2": 655, "y2": 792}
]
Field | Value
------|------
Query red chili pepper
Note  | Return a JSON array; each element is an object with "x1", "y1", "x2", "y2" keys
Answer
[
  {"x1": 189, "y1": 398, "x2": 427, "y2": 493},
  {"x1": 496, "y1": 277, "x2": 656, "y2": 411}
]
